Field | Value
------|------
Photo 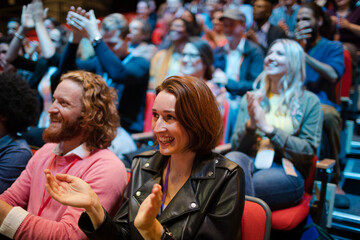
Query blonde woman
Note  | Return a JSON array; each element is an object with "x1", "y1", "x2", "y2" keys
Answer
[{"x1": 227, "y1": 39, "x2": 322, "y2": 210}]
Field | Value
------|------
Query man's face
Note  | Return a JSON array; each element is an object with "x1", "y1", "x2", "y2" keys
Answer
[
  {"x1": 43, "y1": 79, "x2": 84, "y2": 143},
  {"x1": 222, "y1": 18, "x2": 245, "y2": 41},
  {"x1": 137, "y1": 1, "x2": 150, "y2": 18},
  {"x1": 7, "y1": 21, "x2": 19, "y2": 36},
  {"x1": 129, "y1": 20, "x2": 144, "y2": 45},
  {"x1": 167, "y1": 0, "x2": 182, "y2": 13},
  {"x1": 0, "y1": 43, "x2": 8, "y2": 60},
  {"x1": 49, "y1": 28, "x2": 62, "y2": 50},
  {"x1": 102, "y1": 29, "x2": 127, "y2": 58},
  {"x1": 284, "y1": 0, "x2": 296, "y2": 8},
  {"x1": 253, "y1": 0, "x2": 272, "y2": 22},
  {"x1": 296, "y1": 7, "x2": 318, "y2": 43}
]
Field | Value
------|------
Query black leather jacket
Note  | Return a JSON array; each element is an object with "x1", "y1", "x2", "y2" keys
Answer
[{"x1": 79, "y1": 150, "x2": 245, "y2": 239}]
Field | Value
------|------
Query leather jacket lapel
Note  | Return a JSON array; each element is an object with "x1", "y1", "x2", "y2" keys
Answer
[{"x1": 158, "y1": 179, "x2": 200, "y2": 223}]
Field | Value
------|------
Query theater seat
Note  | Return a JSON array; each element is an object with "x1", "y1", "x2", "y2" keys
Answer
[{"x1": 242, "y1": 196, "x2": 272, "y2": 240}]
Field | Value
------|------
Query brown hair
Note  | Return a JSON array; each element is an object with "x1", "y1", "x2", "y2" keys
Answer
[
  {"x1": 60, "y1": 71, "x2": 119, "y2": 151},
  {"x1": 156, "y1": 75, "x2": 223, "y2": 154}
]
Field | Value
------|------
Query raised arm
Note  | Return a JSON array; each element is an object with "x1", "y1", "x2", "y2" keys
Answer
[
  {"x1": 5, "y1": 5, "x2": 34, "y2": 63},
  {"x1": 30, "y1": 0, "x2": 55, "y2": 59}
]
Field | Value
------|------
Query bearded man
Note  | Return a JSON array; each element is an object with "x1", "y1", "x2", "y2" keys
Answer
[{"x1": 0, "y1": 70, "x2": 127, "y2": 239}]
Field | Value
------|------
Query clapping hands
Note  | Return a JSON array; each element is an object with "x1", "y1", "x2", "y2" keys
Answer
[
  {"x1": 246, "y1": 91, "x2": 274, "y2": 134},
  {"x1": 67, "y1": 7, "x2": 102, "y2": 42}
]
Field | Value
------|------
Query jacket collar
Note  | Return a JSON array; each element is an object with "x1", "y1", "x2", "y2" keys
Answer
[{"x1": 134, "y1": 151, "x2": 216, "y2": 223}]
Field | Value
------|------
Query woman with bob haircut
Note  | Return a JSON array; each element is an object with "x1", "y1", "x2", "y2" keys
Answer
[
  {"x1": 227, "y1": 39, "x2": 323, "y2": 210},
  {"x1": 44, "y1": 75, "x2": 245, "y2": 239}
]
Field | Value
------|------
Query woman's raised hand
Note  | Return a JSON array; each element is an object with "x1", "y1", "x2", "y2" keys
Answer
[
  {"x1": 134, "y1": 184, "x2": 164, "y2": 239},
  {"x1": 246, "y1": 92, "x2": 274, "y2": 134}
]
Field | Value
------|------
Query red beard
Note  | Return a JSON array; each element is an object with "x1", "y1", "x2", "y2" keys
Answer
[{"x1": 43, "y1": 114, "x2": 83, "y2": 143}]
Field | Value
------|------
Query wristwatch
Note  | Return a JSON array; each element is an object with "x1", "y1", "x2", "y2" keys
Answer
[
  {"x1": 92, "y1": 36, "x2": 103, "y2": 48},
  {"x1": 161, "y1": 226, "x2": 175, "y2": 240}
]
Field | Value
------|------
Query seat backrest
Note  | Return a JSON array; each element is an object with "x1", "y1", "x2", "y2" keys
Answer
[
  {"x1": 304, "y1": 155, "x2": 318, "y2": 194},
  {"x1": 242, "y1": 196, "x2": 272, "y2": 240},
  {"x1": 143, "y1": 91, "x2": 156, "y2": 133},
  {"x1": 220, "y1": 99, "x2": 230, "y2": 144},
  {"x1": 335, "y1": 49, "x2": 353, "y2": 104}
]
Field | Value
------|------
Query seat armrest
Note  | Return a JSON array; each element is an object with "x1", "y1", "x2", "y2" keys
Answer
[
  {"x1": 213, "y1": 143, "x2": 232, "y2": 154},
  {"x1": 131, "y1": 132, "x2": 154, "y2": 142},
  {"x1": 316, "y1": 159, "x2": 336, "y2": 170}
]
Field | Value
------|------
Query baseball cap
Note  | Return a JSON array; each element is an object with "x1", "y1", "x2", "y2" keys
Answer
[{"x1": 220, "y1": 8, "x2": 246, "y2": 23}]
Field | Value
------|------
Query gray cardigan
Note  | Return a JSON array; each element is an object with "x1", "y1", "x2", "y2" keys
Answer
[{"x1": 230, "y1": 90, "x2": 323, "y2": 178}]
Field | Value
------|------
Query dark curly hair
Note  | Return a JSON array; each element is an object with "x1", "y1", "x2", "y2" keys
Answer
[
  {"x1": 0, "y1": 72, "x2": 39, "y2": 137},
  {"x1": 60, "y1": 71, "x2": 120, "y2": 151}
]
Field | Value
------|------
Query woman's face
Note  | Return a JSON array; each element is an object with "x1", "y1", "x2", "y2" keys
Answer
[
  {"x1": 169, "y1": 19, "x2": 187, "y2": 42},
  {"x1": 264, "y1": 42, "x2": 288, "y2": 77},
  {"x1": 212, "y1": 11, "x2": 224, "y2": 32},
  {"x1": 152, "y1": 91, "x2": 190, "y2": 156},
  {"x1": 335, "y1": 0, "x2": 350, "y2": 8},
  {"x1": 181, "y1": 43, "x2": 205, "y2": 79}
]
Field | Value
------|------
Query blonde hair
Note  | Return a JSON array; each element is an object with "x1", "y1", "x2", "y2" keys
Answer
[{"x1": 253, "y1": 39, "x2": 306, "y2": 115}]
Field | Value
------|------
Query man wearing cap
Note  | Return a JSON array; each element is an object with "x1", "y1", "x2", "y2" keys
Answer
[{"x1": 213, "y1": 8, "x2": 264, "y2": 97}]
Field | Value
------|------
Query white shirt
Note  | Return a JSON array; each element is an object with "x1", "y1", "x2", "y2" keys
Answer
[{"x1": 225, "y1": 38, "x2": 245, "y2": 82}]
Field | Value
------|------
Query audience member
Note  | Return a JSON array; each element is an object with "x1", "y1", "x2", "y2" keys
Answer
[
  {"x1": 181, "y1": 37, "x2": 227, "y2": 107},
  {"x1": 151, "y1": 0, "x2": 184, "y2": 45},
  {"x1": 136, "y1": 0, "x2": 157, "y2": 32},
  {"x1": 6, "y1": 0, "x2": 63, "y2": 128},
  {"x1": 203, "y1": 10, "x2": 228, "y2": 49},
  {"x1": 213, "y1": 8, "x2": 264, "y2": 97},
  {"x1": 45, "y1": 75, "x2": 245, "y2": 239},
  {"x1": 181, "y1": 8, "x2": 202, "y2": 36},
  {"x1": 327, "y1": 0, "x2": 360, "y2": 73},
  {"x1": 224, "y1": 0, "x2": 254, "y2": 30},
  {"x1": 0, "y1": 37, "x2": 16, "y2": 73},
  {"x1": 227, "y1": 39, "x2": 323, "y2": 209},
  {"x1": 128, "y1": 18, "x2": 157, "y2": 61},
  {"x1": 269, "y1": 0, "x2": 300, "y2": 38},
  {"x1": 150, "y1": 18, "x2": 191, "y2": 87},
  {"x1": 0, "y1": 70, "x2": 127, "y2": 239},
  {"x1": 295, "y1": 2, "x2": 347, "y2": 208},
  {"x1": 6, "y1": 18, "x2": 20, "y2": 38},
  {"x1": 0, "y1": 72, "x2": 39, "y2": 194},
  {"x1": 247, "y1": 0, "x2": 287, "y2": 54},
  {"x1": 61, "y1": 8, "x2": 149, "y2": 133}
]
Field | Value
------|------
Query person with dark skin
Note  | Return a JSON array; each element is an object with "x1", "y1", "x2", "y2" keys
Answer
[
  {"x1": 295, "y1": 2, "x2": 348, "y2": 209},
  {"x1": 247, "y1": 0, "x2": 287, "y2": 54},
  {"x1": 0, "y1": 72, "x2": 38, "y2": 193}
]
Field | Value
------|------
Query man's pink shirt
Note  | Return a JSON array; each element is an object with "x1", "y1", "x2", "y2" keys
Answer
[{"x1": 0, "y1": 143, "x2": 127, "y2": 239}]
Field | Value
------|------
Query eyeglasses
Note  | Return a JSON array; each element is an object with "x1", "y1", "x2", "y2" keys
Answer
[
  {"x1": 0, "y1": 50, "x2": 7, "y2": 54},
  {"x1": 182, "y1": 52, "x2": 201, "y2": 59}
]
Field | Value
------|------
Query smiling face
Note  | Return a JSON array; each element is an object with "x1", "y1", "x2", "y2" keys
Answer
[
  {"x1": 43, "y1": 79, "x2": 84, "y2": 143},
  {"x1": 253, "y1": 0, "x2": 272, "y2": 22},
  {"x1": 129, "y1": 20, "x2": 144, "y2": 45},
  {"x1": 152, "y1": 91, "x2": 190, "y2": 156},
  {"x1": 102, "y1": 29, "x2": 127, "y2": 58},
  {"x1": 181, "y1": 43, "x2": 205, "y2": 79},
  {"x1": 222, "y1": 18, "x2": 245, "y2": 41},
  {"x1": 264, "y1": 42, "x2": 288, "y2": 77},
  {"x1": 169, "y1": 19, "x2": 187, "y2": 42}
]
